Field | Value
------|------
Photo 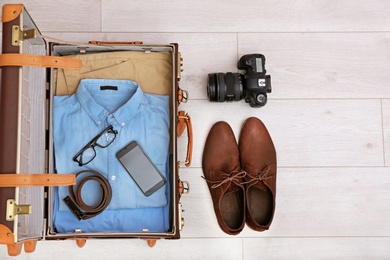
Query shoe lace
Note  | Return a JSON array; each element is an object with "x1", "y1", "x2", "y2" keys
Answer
[
  {"x1": 242, "y1": 165, "x2": 273, "y2": 185},
  {"x1": 202, "y1": 170, "x2": 246, "y2": 189}
]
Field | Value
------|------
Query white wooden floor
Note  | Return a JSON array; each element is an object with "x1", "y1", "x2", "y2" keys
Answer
[{"x1": 1, "y1": 0, "x2": 390, "y2": 259}]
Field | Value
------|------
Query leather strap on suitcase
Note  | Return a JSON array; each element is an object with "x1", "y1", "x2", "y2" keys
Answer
[
  {"x1": 0, "y1": 174, "x2": 76, "y2": 187},
  {"x1": 0, "y1": 53, "x2": 82, "y2": 69}
]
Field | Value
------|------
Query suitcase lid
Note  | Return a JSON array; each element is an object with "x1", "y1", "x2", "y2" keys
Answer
[{"x1": 1, "y1": 4, "x2": 47, "y2": 244}]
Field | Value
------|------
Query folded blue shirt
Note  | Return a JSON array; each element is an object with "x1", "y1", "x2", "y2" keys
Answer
[{"x1": 52, "y1": 79, "x2": 170, "y2": 232}]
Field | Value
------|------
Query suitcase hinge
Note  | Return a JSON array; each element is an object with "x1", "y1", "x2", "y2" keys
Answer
[
  {"x1": 178, "y1": 202, "x2": 185, "y2": 231},
  {"x1": 12, "y1": 25, "x2": 37, "y2": 46},
  {"x1": 6, "y1": 199, "x2": 31, "y2": 221}
]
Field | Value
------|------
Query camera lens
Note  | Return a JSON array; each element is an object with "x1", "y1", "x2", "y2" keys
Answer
[
  {"x1": 207, "y1": 73, "x2": 243, "y2": 102},
  {"x1": 207, "y1": 74, "x2": 218, "y2": 101}
]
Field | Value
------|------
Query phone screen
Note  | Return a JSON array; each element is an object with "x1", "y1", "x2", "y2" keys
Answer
[{"x1": 117, "y1": 141, "x2": 166, "y2": 196}]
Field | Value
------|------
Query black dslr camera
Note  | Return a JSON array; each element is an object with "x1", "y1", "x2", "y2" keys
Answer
[{"x1": 207, "y1": 54, "x2": 271, "y2": 107}]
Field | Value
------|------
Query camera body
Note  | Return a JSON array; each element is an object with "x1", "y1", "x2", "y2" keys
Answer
[{"x1": 207, "y1": 54, "x2": 271, "y2": 107}]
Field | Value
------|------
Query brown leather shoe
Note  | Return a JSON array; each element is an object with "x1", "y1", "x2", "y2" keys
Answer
[
  {"x1": 202, "y1": 121, "x2": 245, "y2": 235},
  {"x1": 239, "y1": 117, "x2": 277, "y2": 232}
]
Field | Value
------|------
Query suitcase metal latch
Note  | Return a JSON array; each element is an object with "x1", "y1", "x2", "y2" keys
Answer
[
  {"x1": 12, "y1": 25, "x2": 37, "y2": 46},
  {"x1": 178, "y1": 180, "x2": 190, "y2": 195},
  {"x1": 6, "y1": 199, "x2": 31, "y2": 221}
]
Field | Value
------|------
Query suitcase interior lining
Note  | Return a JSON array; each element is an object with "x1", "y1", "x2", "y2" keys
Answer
[{"x1": 45, "y1": 44, "x2": 178, "y2": 238}]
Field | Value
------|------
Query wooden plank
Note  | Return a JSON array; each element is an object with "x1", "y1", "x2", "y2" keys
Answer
[
  {"x1": 179, "y1": 167, "x2": 390, "y2": 238},
  {"x1": 382, "y1": 99, "x2": 390, "y2": 166},
  {"x1": 0, "y1": 238, "x2": 243, "y2": 260},
  {"x1": 243, "y1": 238, "x2": 390, "y2": 259},
  {"x1": 102, "y1": 0, "x2": 390, "y2": 33},
  {"x1": 177, "y1": 99, "x2": 383, "y2": 168},
  {"x1": 0, "y1": 0, "x2": 101, "y2": 32},
  {"x1": 238, "y1": 33, "x2": 390, "y2": 99}
]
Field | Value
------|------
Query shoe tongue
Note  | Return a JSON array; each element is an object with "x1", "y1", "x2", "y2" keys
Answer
[
  {"x1": 244, "y1": 164, "x2": 269, "y2": 191},
  {"x1": 249, "y1": 179, "x2": 268, "y2": 191},
  {"x1": 226, "y1": 183, "x2": 241, "y2": 193},
  {"x1": 209, "y1": 170, "x2": 243, "y2": 193}
]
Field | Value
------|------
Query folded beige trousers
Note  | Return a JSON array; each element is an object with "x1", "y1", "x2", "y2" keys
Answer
[{"x1": 55, "y1": 51, "x2": 173, "y2": 96}]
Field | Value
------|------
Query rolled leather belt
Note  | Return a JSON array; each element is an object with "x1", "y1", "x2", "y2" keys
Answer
[{"x1": 63, "y1": 170, "x2": 112, "y2": 220}]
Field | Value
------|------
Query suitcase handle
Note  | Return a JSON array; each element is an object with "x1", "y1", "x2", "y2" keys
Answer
[{"x1": 177, "y1": 111, "x2": 193, "y2": 167}]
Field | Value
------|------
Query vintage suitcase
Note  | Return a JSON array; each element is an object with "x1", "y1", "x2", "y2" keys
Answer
[{"x1": 0, "y1": 4, "x2": 192, "y2": 256}]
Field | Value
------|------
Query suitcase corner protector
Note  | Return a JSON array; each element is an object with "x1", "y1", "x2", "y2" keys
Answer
[
  {"x1": 2, "y1": 4, "x2": 23, "y2": 23},
  {"x1": 0, "y1": 224, "x2": 15, "y2": 245}
]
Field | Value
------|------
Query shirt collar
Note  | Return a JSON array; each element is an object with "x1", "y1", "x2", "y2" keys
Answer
[{"x1": 75, "y1": 79, "x2": 144, "y2": 128}]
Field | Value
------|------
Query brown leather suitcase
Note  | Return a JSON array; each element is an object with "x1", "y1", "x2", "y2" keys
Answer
[{"x1": 0, "y1": 4, "x2": 192, "y2": 256}]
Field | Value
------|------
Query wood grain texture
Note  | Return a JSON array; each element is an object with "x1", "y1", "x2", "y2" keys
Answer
[
  {"x1": 0, "y1": 0, "x2": 101, "y2": 32},
  {"x1": 238, "y1": 33, "x2": 390, "y2": 99},
  {"x1": 243, "y1": 238, "x2": 390, "y2": 260},
  {"x1": 102, "y1": 0, "x2": 390, "y2": 33},
  {"x1": 381, "y1": 99, "x2": 390, "y2": 166},
  {"x1": 0, "y1": 238, "x2": 243, "y2": 260},
  {"x1": 177, "y1": 99, "x2": 383, "y2": 168}
]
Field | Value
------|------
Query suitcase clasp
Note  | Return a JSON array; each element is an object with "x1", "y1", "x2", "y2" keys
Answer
[
  {"x1": 178, "y1": 180, "x2": 190, "y2": 195},
  {"x1": 6, "y1": 199, "x2": 31, "y2": 221},
  {"x1": 178, "y1": 89, "x2": 188, "y2": 104}
]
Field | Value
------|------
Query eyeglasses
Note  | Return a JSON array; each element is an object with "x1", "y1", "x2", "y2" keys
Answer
[{"x1": 73, "y1": 125, "x2": 118, "y2": 166}]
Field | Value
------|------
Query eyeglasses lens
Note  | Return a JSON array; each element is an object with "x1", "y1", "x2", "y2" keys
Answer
[
  {"x1": 79, "y1": 147, "x2": 96, "y2": 165},
  {"x1": 96, "y1": 131, "x2": 116, "y2": 147}
]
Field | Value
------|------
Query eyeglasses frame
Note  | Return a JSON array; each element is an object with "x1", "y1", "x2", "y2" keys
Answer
[{"x1": 72, "y1": 125, "x2": 118, "y2": 166}]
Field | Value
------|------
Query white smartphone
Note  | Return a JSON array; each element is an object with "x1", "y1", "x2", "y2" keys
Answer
[{"x1": 116, "y1": 141, "x2": 166, "y2": 196}]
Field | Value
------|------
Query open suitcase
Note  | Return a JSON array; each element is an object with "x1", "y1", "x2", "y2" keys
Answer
[{"x1": 0, "y1": 4, "x2": 192, "y2": 256}]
